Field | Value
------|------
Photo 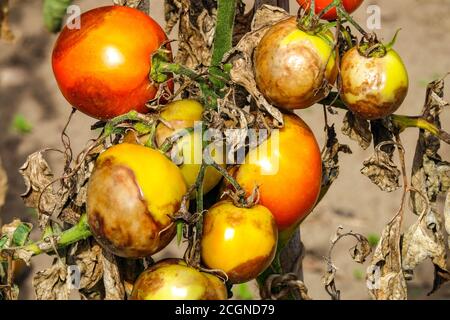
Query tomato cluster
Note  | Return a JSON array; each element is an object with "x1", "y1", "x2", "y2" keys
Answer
[{"x1": 50, "y1": 2, "x2": 409, "y2": 300}]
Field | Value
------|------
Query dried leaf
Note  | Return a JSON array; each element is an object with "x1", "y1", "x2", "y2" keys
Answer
[
  {"x1": 33, "y1": 259, "x2": 69, "y2": 300},
  {"x1": 320, "y1": 125, "x2": 352, "y2": 199},
  {"x1": 367, "y1": 213, "x2": 406, "y2": 300},
  {"x1": 101, "y1": 250, "x2": 125, "y2": 300},
  {"x1": 401, "y1": 210, "x2": 450, "y2": 294},
  {"x1": 19, "y1": 151, "x2": 69, "y2": 228},
  {"x1": 164, "y1": 0, "x2": 181, "y2": 34},
  {"x1": 0, "y1": 0, "x2": 14, "y2": 41},
  {"x1": 224, "y1": 5, "x2": 289, "y2": 125},
  {"x1": 0, "y1": 219, "x2": 32, "y2": 247},
  {"x1": 342, "y1": 111, "x2": 372, "y2": 150},
  {"x1": 0, "y1": 157, "x2": 7, "y2": 211},
  {"x1": 361, "y1": 147, "x2": 401, "y2": 192},
  {"x1": 323, "y1": 227, "x2": 371, "y2": 300},
  {"x1": 174, "y1": 0, "x2": 216, "y2": 68},
  {"x1": 67, "y1": 241, "x2": 103, "y2": 291}
]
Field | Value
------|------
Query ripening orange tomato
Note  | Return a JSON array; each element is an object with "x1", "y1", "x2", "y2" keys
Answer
[
  {"x1": 232, "y1": 114, "x2": 322, "y2": 233},
  {"x1": 52, "y1": 5, "x2": 172, "y2": 120}
]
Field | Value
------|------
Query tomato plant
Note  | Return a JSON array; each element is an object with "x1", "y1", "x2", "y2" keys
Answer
[
  {"x1": 340, "y1": 46, "x2": 409, "y2": 120},
  {"x1": 255, "y1": 17, "x2": 337, "y2": 109},
  {"x1": 52, "y1": 5, "x2": 172, "y2": 120},
  {"x1": 201, "y1": 201, "x2": 277, "y2": 284},
  {"x1": 1, "y1": 0, "x2": 449, "y2": 303},
  {"x1": 131, "y1": 259, "x2": 227, "y2": 300},
  {"x1": 87, "y1": 143, "x2": 187, "y2": 258},
  {"x1": 297, "y1": 0, "x2": 364, "y2": 21}
]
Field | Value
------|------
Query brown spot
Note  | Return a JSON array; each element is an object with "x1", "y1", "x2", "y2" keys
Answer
[
  {"x1": 225, "y1": 212, "x2": 244, "y2": 227},
  {"x1": 227, "y1": 255, "x2": 273, "y2": 284},
  {"x1": 131, "y1": 272, "x2": 165, "y2": 300}
]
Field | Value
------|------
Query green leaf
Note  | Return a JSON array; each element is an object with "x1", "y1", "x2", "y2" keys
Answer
[
  {"x1": 0, "y1": 236, "x2": 8, "y2": 249},
  {"x1": 234, "y1": 283, "x2": 254, "y2": 300},
  {"x1": 11, "y1": 114, "x2": 32, "y2": 134},
  {"x1": 43, "y1": 0, "x2": 73, "y2": 33},
  {"x1": 11, "y1": 223, "x2": 32, "y2": 247}
]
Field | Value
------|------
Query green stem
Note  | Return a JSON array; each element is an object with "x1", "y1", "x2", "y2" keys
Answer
[
  {"x1": 210, "y1": 0, "x2": 237, "y2": 68},
  {"x1": 7, "y1": 214, "x2": 92, "y2": 259}
]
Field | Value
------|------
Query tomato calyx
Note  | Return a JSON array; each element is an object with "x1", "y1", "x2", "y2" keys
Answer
[{"x1": 356, "y1": 29, "x2": 401, "y2": 58}]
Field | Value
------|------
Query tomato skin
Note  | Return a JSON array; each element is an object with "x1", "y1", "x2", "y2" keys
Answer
[
  {"x1": 233, "y1": 114, "x2": 322, "y2": 231},
  {"x1": 87, "y1": 143, "x2": 187, "y2": 258},
  {"x1": 340, "y1": 47, "x2": 409, "y2": 120},
  {"x1": 131, "y1": 259, "x2": 227, "y2": 300},
  {"x1": 52, "y1": 6, "x2": 172, "y2": 120},
  {"x1": 201, "y1": 201, "x2": 277, "y2": 284},
  {"x1": 297, "y1": 0, "x2": 364, "y2": 21},
  {"x1": 254, "y1": 17, "x2": 337, "y2": 110}
]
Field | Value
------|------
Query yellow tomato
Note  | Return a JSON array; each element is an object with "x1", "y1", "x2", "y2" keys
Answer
[
  {"x1": 87, "y1": 143, "x2": 187, "y2": 258},
  {"x1": 201, "y1": 201, "x2": 278, "y2": 284},
  {"x1": 130, "y1": 259, "x2": 227, "y2": 300},
  {"x1": 341, "y1": 46, "x2": 409, "y2": 120},
  {"x1": 155, "y1": 99, "x2": 224, "y2": 195}
]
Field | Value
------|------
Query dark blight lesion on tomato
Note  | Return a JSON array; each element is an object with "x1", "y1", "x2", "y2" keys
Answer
[
  {"x1": 254, "y1": 17, "x2": 338, "y2": 110},
  {"x1": 52, "y1": 5, "x2": 173, "y2": 120},
  {"x1": 340, "y1": 46, "x2": 409, "y2": 120},
  {"x1": 87, "y1": 143, "x2": 187, "y2": 258}
]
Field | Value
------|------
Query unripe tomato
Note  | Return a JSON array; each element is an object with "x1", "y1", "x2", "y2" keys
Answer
[
  {"x1": 254, "y1": 17, "x2": 338, "y2": 110},
  {"x1": 297, "y1": 0, "x2": 364, "y2": 21},
  {"x1": 232, "y1": 115, "x2": 322, "y2": 231},
  {"x1": 340, "y1": 47, "x2": 409, "y2": 120},
  {"x1": 131, "y1": 259, "x2": 227, "y2": 300},
  {"x1": 155, "y1": 100, "x2": 224, "y2": 195},
  {"x1": 201, "y1": 201, "x2": 277, "y2": 284},
  {"x1": 87, "y1": 143, "x2": 187, "y2": 258},
  {"x1": 52, "y1": 6, "x2": 172, "y2": 120}
]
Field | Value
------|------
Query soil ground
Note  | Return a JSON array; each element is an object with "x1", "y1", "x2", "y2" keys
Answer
[{"x1": 1, "y1": 0, "x2": 450, "y2": 300}]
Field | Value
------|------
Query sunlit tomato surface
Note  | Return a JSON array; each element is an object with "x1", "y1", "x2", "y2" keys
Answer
[
  {"x1": 232, "y1": 115, "x2": 322, "y2": 232},
  {"x1": 155, "y1": 99, "x2": 224, "y2": 195},
  {"x1": 254, "y1": 17, "x2": 337, "y2": 110},
  {"x1": 340, "y1": 47, "x2": 409, "y2": 120},
  {"x1": 87, "y1": 143, "x2": 187, "y2": 258},
  {"x1": 131, "y1": 259, "x2": 227, "y2": 300},
  {"x1": 201, "y1": 201, "x2": 277, "y2": 284},
  {"x1": 52, "y1": 5, "x2": 172, "y2": 120},
  {"x1": 297, "y1": 0, "x2": 364, "y2": 21}
]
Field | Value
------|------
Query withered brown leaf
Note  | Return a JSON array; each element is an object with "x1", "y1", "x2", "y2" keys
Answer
[
  {"x1": 320, "y1": 125, "x2": 352, "y2": 199},
  {"x1": 361, "y1": 146, "x2": 401, "y2": 192},
  {"x1": 67, "y1": 240, "x2": 103, "y2": 291},
  {"x1": 342, "y1": 111, "x2": 372, "y2": 150},
  {"x1": 323, "y1": 227, "x2": 371, "y2": 300},
  {"x1": 33, "y1": 259, "x2": 69, "y2": 300},
  {"x1": 101, "y1": 250, "x2": 125, "y2": 300},
  {"x1": 19, "y1": 151, "x2": 73, "y2": 228},
  {"x1": 224, "y1": 5, "x2": 289, "y2": 125},
  {"x1": 401, "y1": 210, "x2": 450, "y2": 295},
  {"x1": 367, "y1": 213, "x2": 406, "y2": 300}
]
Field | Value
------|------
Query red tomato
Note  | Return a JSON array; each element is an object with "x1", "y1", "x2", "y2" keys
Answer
[
  {"x1": 52, "y1": 6, "x2": 172, "y2": 120},
  {"x1": 297, "y1": 0, "x2": 364, "y2": 21}
]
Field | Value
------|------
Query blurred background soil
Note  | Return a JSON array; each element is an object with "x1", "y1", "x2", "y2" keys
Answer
[{"x1": 1, "y1": 0, "x2": 450, "y2": 299}]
